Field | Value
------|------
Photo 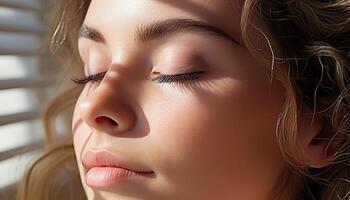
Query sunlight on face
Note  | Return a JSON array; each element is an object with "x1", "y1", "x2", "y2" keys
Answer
[{"x1": 72, "y1": 0, "x2": 287, "y2": 199}]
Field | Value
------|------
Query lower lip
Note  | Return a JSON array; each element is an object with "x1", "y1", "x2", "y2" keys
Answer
[{"x1": 86, "y1": 167, "x2": 153, "y2": 187}]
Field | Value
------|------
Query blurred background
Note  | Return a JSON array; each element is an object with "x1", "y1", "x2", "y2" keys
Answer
[{"x1": 0, "y1": 0, "x2": 68, "y2": 199}]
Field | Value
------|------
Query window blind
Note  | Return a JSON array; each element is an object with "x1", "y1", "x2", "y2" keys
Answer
[{"x1": 0, "y1": 1, "x2": 52, "y2": 199}]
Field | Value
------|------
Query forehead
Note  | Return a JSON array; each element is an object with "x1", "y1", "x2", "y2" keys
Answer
[{"x1": 84, "y1": 0, "x2": 244, "y2": 44}]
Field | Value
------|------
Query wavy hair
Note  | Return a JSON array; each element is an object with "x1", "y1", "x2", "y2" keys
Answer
[{"x1": 17, "y1": 0, "x2": 349, "y2": 199}]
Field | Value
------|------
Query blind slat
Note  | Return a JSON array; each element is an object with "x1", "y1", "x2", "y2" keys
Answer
[
  {"x1": 0, "y1": 77, "x2": 55, "y2": 90},
  {"x1": 0, "y1": 0, "x2": 48, "y2": 194},
  {"x1": 0, "y1": 0, "x2": 40, "y2": 11},
  {"x1": 0, "y1": 33, "x2": 38, "y2": 55},
  {"x1": 0, "y1": 110, "x2": 39, "y2": 126},
  {"x1": 0, "y1": 7, "x2": 45, "y2": 34},
  {"x1": 0, "y1": 140, "x2": 43, "y2": 161}
]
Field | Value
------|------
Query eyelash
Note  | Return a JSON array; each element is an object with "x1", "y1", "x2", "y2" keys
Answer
[
  {"x1": 151, "y1": 71, "x2": 205, "y2": 84},
  {"x1": 71, "y1": 72, "x2": 106, "y2": 85},
  {"x1": 71, "y1": 71, "x2": 205, "y2": 85}
]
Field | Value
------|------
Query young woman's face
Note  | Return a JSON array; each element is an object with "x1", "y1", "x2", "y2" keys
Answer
[{"x1": 72, "y1": 0, "x2": 287, "y2": 199}]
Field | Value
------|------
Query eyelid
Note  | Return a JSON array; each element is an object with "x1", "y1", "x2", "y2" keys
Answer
[
  {"x1": 71, "y1": 71, "x2": 106, "y2": 85},
  {"x1": 71, "y1": 70, "x2": 205, "y2": 85},
  {"x1": 79, "y1": 24, "x2": 105, "y2": 43},
  {"x1": 150, "y1": 71, "x2": 205, "y2": 84},
  {"x1": 152, "y1": 61, "x2": 208, "y2": 75}
]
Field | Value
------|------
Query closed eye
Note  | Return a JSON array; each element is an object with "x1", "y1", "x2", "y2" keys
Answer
[
  {"x1": 71, "y1": 72, "x2": 106, "y2": 85},
  {"x1": 150, "y1": 71, "x2": 205, "y2": 84},
  {"x1": 71, "y1": 71, "x2": 205, "y2": 85}
]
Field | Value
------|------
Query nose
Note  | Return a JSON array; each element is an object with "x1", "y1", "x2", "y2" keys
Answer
[{"x1": 77, "y1": 70, "x2": 137, "y2": 135}]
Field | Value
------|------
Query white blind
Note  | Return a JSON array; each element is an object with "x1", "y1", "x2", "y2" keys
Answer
[{"x1": 0, "y1": 1, "x2": 52, "y2": 198}]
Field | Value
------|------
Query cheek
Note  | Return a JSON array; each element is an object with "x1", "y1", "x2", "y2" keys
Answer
[
  {"x1": 149, "y1": 94, "x2": 256, "y2": 165},
  {"x1": 145, "y1": 76, "x2": 284, "y2": 180},
  {"x1": 71, "y1": 86, "x2": 94, "y2": 159}
]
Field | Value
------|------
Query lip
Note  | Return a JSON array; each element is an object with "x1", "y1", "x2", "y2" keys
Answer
[{"x1": 82, "y1": 149, "x2": 154, "y2": 187}]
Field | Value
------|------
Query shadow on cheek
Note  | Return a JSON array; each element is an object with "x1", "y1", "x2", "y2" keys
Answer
[
  {"x1": 72, "y1": 118, "x2": 84, "y2": 136},
  {"x1": 72, "y1": 117, "x2": 93, "y2": 173}
]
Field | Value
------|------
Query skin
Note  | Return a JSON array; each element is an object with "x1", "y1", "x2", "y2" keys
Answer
[{"x1": 72, "y1": 0, "x2": 293, "y2": 199}]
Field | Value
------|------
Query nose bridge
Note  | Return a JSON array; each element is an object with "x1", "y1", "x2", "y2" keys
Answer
[
  {"x1": 110, "y1": 47, "x2": 150, "y2": 78},
  {"x1": 77, "y1": 66, "x2": 137, "y2": 135}
]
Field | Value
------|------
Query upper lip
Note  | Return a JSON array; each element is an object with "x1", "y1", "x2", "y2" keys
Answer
[{"x1": 82, "y1": 149, "x2": 154, "y2": 174}]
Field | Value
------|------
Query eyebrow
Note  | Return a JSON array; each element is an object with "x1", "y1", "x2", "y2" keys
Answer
[{"x1": 79, "y1": 17, "x2": 238, "y2": 45}]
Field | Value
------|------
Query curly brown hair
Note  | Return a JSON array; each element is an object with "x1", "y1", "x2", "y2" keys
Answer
[
  {"x1": 17, "y1": 0, "x2": 349, "y2": 200},
  {"x1": 242, "y1": 1, "x2": 350, "y2": 199}
]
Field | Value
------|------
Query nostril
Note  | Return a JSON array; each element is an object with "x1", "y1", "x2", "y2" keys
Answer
[{"x1": 95, "y1": 116, "x2": 118, "y2": 127}]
